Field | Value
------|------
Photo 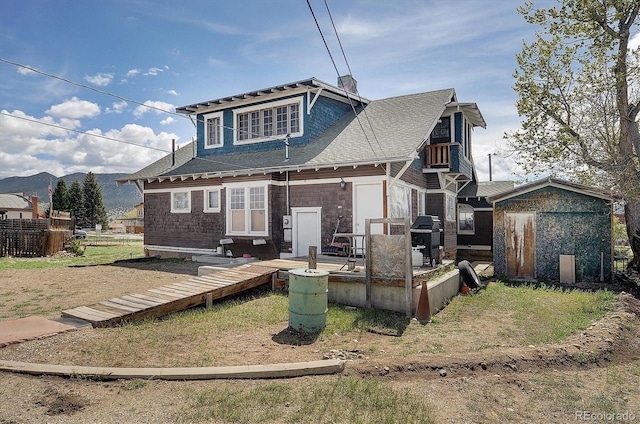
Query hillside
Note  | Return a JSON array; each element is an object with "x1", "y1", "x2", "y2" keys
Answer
[{"x1": 0, "y1": 172, "x2": 142, "y2": 212}]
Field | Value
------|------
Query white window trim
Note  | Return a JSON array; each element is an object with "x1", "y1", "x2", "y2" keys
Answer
[
  {"x1": 204, "y1": 111, "x2": 224, "y2": 149},
  {"x1": 203, "y1": 188, "x2": 221, "y2": 213},
  {"x1": 224, "y1": 183, "x2": 269, "y2": 236},
  {"x1": 171, "y1": 190, "x2": 191, "y2": 214},
  {"x1": 417, "y1": 188, "x2": 426, "y2": 216},
  {"x1": 458, "y1": 204, "x2": 475, "y2": 235},
  {"x1": 232, "y1": 96, "x2": 303, "y2": 145}
]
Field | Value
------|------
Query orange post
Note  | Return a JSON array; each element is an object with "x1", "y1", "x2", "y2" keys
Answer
[{"x1": 415, "y1": 280, "x2": 431, "y2": 322}]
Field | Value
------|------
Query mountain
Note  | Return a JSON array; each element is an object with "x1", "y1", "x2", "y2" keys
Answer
[{"x1": 0, "y1": 172, "x2": 142, "y2": 212}]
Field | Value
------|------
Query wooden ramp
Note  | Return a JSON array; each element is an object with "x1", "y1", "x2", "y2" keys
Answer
[{"x1": 61, "y1": 264, "x2": 278, "y2": 328}]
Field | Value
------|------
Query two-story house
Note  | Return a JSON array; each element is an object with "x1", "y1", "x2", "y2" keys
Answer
[{"x1": 117, "y1": 76, "x2": 486, "y2": 260}]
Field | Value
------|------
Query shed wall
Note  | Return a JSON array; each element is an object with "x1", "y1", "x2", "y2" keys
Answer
[{"x1": 493, "y1": 186, "x2": 612, "y2": 283}]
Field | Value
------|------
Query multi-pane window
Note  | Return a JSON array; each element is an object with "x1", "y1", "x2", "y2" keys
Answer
[
  {"x1": 263, "y1": 109, "x2": 273, "y2": 137},
  {"x1": 234, "y1": 97, "x2": 302, "y2": 142},
  {"x1": 227, "y1": 186, "x2": 267, "y2": 235},
  {"x1": 230, "y1": 188, "x2": 246, "y2": 232},
  {"x1": 431, "y1": 116, "x2": 451, "y2": 143},
  {"x1": 204, "y1": 112, "x2": 223, "y2": 148},
  {"x1": 249, "y1": 187, "x2": 265, "y2": 232},
  {"x1": 238, "y1": 114, "x2": 250, "y2": 141}
]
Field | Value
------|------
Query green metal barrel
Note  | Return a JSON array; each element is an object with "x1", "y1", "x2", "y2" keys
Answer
[{"x1": 288, "y1": 268, "x2": 328, "y2": 333}]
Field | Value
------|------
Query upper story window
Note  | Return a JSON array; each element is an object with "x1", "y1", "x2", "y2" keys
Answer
[
  {"x1": 430, "y1": 116, "x2": 451, "y2": 144},
  {"x1": 204, "y1": 112, "x2": 223, "y2": 149},
  {"x1": 234, "y1": 97, "x2": 303, "y2": 144}
]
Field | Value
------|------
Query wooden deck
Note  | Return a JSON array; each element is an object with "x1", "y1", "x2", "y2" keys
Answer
[
  {"x1": 61, "y1": 264, "x2": 278, "y2": 328},
  {"x1": 60, "y1": 256, "x2": 442, "y2": 328}
]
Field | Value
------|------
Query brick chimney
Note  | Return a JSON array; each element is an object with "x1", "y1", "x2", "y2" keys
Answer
[
  {"x1": 338, "y1": 75, "x2": 357, "y2": 94},
  {"x1": 30, "y1": 195, "x2": 39, "y2": 219}
]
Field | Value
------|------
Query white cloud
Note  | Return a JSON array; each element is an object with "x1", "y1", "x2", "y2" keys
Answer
[
  {"x1": 0, "y1": 111, "x2": 179, "y2": 178},
  {"x1": 127, "y1": 69, "x2": 141, "y2": 78},
  {"x1": 144, "y1": 67, "x2": 164, "y2": 76},
  {"x1": 45, "y1": 97, "x2": 101, "y2": 119},
  {"x1": 160, "y1": 117, "x2": 175, "y2": 125},
  {"x1": 106, "y1": 100, "x2": 128, "y2": 114},
  {"x1": 84, "y1": 73, "x2": 114, "y2": 86},
  {"x1": 167, "y1": 89, "x2": 179, "y2": 96},
  {"x1": 17, "y1": 66, "x2": 37, "y2": 76},
  {"x1": 133, "y1": 100, "x2": 175, "y2": 118}
]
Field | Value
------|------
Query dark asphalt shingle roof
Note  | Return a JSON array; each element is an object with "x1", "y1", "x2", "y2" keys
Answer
[
  {"x1": 118, "y1": 86, "x2": 462, "y2": 182},
  {"x1": 458, "y1": 181, "x2": 514, "y2": 199}
]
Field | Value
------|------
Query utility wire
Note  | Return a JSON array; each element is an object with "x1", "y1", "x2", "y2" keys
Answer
[
  {"x1": 0, "y1": 111, "x2": 257, "y2": 170},
  {"x1": 0, "y1": 57, "x2": 269, "y2": 141},
  {"x1": 306, "y1": 0, "x2": 380, "y2": 160},
  {"x1": 323, "y1": 0, "x2": 385, "y2": 155},
  {"x1": 0, "y1": 111, "x2": 169, "y2": 153}
]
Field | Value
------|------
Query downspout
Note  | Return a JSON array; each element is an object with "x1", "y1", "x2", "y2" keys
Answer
[{"x1": 286, "y1": 171, "x2": 290, "y2": 215}]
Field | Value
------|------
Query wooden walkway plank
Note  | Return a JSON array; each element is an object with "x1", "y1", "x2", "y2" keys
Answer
[
  {"x1": 60, "y1": 265, "x2": 278, "y2": 327},
  {"x1": 187, "y1": 278, "x2": 230, "y2": 288},
  {"x1": 147, "y1": 288, "x2": 187, "y2": 299},
  {"x1": 171, "y1": 281, "x2": 215, "y2": 292},
  {"x1": 106, "y1": 297, "x2": 154, "y2": 310},
  {"x1": 120, "y1": 295, "x2": 164, "y2": 307},
  {"x1": 158, "y1": 285, "x2": 202, "y2": 295},
  {"x1": 127, "y1": 293, "x2": 175, "y2": 304},
  {"x1": 98, "y1": 300, "x2": 141, "y2": 313}
]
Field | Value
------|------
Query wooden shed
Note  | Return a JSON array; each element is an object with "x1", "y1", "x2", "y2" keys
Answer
[{"x1": 489, "y1": 178, "x2": 614, "y2": 284}]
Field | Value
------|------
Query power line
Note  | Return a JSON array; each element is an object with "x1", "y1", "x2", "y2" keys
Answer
[
  {"x1": 323, "y1": 0, "x2": 385, "y2": 155},
  {"x1": 0, "y1": 111, "x2": 170, "y2": 153},
  {"x1": 0, "y1": 111, "x2": 259, "y2": 171},
  {"x1": 0, "y1": 57, "x2": 290, "y2": 143},
  {"x1": 305, "y1": 0, "x2": 381, "y2": 160}
]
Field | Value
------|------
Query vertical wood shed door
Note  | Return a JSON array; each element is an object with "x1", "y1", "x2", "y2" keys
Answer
[{"x1": 506, "y1": 212, "x2": 535, "y2": 280}]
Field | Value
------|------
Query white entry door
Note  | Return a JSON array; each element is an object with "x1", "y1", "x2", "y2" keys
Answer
[
  {"x1": 353, "y1": 182, "x2": 384, "y2": 254},
  {"x1": 291, "y1": 207, "x2": 322, "y2": 257}
]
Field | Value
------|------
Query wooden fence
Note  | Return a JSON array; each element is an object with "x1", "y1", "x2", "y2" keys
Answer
[{"x1": 0, "y1": 211, "x2": 74, "y2": 258}]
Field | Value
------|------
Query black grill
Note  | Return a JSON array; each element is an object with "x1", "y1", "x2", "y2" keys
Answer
[{"x1": 411, "y1": 215, "x2": 441, "y2": 266}]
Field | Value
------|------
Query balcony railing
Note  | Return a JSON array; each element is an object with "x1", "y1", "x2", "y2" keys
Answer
[
  {"x1": 423, "y1": 143, "x2": 473, "y2": 180},
  {"x1": 424, "y1": 144, "x2": 450, "y2": 167}
]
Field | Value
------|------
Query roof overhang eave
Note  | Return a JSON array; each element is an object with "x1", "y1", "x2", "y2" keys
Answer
[
  {"x1": 175, "y1": 77, "x2": 370, "y2": 115},
  {"x1": 135, "y1": 156, "x2": 416, "y2": 183}
]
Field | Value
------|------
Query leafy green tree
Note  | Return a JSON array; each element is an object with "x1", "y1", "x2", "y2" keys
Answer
[
  {"x1": 82, "y1": 172, "x2": 108, "y2": 229},
  {"x1": 507, "y1": 0, "x2": 640, "y2": 269},
  {"x1": 68, "y1": 179, "x2": 84, "y2": 227},
  {"x1": 51, "y1": 179, "x2": 69, "y2": 213}
]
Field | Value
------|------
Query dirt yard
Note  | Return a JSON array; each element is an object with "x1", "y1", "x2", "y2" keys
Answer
[{"x1": 0, "y1": 260, "x2": 639, "y2": 423}]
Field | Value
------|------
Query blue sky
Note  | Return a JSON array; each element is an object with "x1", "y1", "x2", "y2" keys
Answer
[{"x1": 3, "y1": 0, "x2": 626, "y2": 183}]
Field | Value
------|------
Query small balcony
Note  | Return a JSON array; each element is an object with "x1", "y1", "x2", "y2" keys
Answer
[{"x1": 422, "y1": 143, "x2": 473, "y2": 181}]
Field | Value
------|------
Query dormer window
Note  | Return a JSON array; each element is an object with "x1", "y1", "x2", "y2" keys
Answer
[
  {"x1": 204, "y1": 112, "x2": 223, "y2": 149},
  {"x1": 234, "y1": 97, "x2": 303, "y2": 143},
  {"x1": 430, "y1": 116, "x2": 451, "y2": 143}
]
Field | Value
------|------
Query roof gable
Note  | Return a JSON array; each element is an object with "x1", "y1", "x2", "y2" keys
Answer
[
  {"x1": 488, "y1": 177, "x2": 614, "y2": 204},
  {"x1": 176, "y1": 77, "x2": 368, "y2": 115}
]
